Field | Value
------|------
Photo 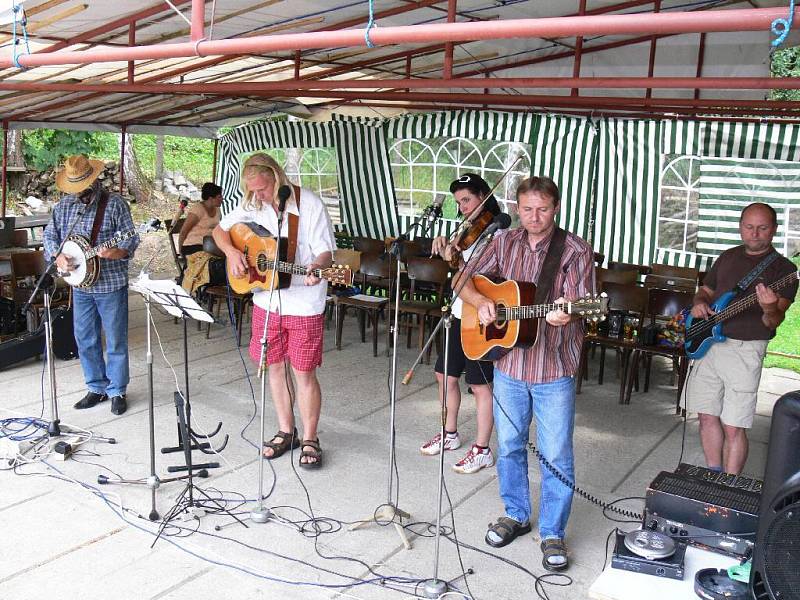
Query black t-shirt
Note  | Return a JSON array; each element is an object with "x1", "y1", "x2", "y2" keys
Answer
[{"x1": 703, "y1": 245, "x2": 798, "y2": 341}]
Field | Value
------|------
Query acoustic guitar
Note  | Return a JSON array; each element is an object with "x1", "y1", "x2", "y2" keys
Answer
[
  {"x1": 461, "y1": 274, "x2": 608, "y2": 361},
  {"x1": 684, "y1": 269, "x2": 799, "y2": 359},
  {"x1": 226, "y1": 222, "x2": 353, "y2": 294}
]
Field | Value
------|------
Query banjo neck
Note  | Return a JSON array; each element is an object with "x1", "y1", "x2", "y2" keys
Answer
[{"x1": 84, "y1": 229, "x2": 137, "y2": 259}]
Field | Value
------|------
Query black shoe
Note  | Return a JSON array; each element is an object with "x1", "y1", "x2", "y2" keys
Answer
[
  {"x1": 110, "y1": 395, "x2": 127, "y2": 415},
  {"x1": 73, "y1": 391, "x2": 108, "y2": 410}
]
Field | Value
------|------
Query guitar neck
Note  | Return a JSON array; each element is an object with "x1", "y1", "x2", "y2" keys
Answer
[
  {"x1": 87, "y1": 229, "x2": 136, "y2": 259},
  {"x1": 266, "y1": 259, "x2": 321, "y2": 278},
  {"x1": 497, "y1": 302, "x2": 570, "y2": 321},
  {"x1": 714, "y1": 271, "x2": 799, "y2": 324}
]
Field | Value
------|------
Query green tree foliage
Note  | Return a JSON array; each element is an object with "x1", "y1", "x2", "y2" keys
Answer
[
  {"x1": 22, "y1": 129, "x2": 118, "y2": 170},
  {"x1": 771, "y1": 46, "x2": 800, "y2": 101},
  {"x1": 131, "y1": 134, "x2": 214, "y2": 185}
]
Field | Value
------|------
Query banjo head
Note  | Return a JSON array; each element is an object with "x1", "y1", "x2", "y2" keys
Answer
[{"x1": 61, "y1": 236, "x2": 98, "y2": 287}]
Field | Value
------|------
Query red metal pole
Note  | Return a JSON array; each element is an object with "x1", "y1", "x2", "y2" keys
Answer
[
  {"x1": 645, "y1": 0, "x2": 661, "y2": 100},
  {"x1": 212, "y1": 138, "x2": 218, "y2": 182},
  {"x1": 406, "y1": 54, "x2": 412, "y2": 93},
  {"x1": 294, "y1": 50, "x2": 301, "y2": 79},
  {"x1": 2, "y1": 7, "x2": 798, "y2": 69},
  {"x1": 128, "y1": 23, "x2": 136, "y2": 84},
  {"x1": 572, "y1": 0, "x2": 587, "y2": 97},
  {"x1": 443, "y1": 0, "x2": 457, "y2": 79},
  {"x1": 695, "y1": 32, "x2": 707, "y2": 101},
  {"x1": 119, "y1": 126, "x2": 126, "y2": 195},
  {"x1": 1, "y1": 122, "x2": 7, "y2": 219},
  {"x1": 3, "y1": 76, "x2": 800, "y2": 93},
  {"x1": 191, "y1": 0, "x2": 205, "y2": 42}
]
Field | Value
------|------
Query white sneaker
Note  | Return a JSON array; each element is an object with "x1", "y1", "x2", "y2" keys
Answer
[
  {"x1": 452, "y1": 444, "x2": 494, "y2": 474},
  {"x1": 420, "y1": 432, "x2": 462, "y2": 455}
]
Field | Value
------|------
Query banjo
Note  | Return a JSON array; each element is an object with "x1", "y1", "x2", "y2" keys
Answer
[{"x1": 59, "y1": 219, "x2": 161, "y2": 287}]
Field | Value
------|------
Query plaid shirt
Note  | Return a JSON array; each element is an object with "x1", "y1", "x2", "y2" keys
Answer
[
  {"x1": 467, "y1": 227, "x2": 594, "y2": 384},
  {"x1": 44, "y1": 192, "x2": 139, "y2": 294}
]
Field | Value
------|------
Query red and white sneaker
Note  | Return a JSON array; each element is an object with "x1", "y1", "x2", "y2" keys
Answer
[
  {"x1": 420, "y1": 432, "x2": 462, "y2": 456},
  {"x1": 452, "y1": 444, "x2": 494, "y2": 474}
]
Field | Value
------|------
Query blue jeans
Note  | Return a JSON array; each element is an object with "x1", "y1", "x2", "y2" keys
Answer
[
  {"x1": 492, "y1": 369, "x2": 576, "y2": 540},
  {"x1": 73, "y1": 287, "x2": 129, "y2": 398}
]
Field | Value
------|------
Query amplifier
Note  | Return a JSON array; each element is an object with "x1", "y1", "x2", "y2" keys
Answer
[
  {"x1": 674, "y1": 463, "x2": 763, "y2": 494},
  {"x1": 644, "y1": 469, "x2": 759, "y2": 558}
]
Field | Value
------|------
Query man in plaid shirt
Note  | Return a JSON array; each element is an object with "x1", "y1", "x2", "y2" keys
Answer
[{"x1": 44, "y1": 155, "x2": 139, "y2": 416}]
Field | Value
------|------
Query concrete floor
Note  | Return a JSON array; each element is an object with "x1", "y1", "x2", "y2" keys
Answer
[{"x1": 1, "y1": 289, "x2": 798, "y2": 600}]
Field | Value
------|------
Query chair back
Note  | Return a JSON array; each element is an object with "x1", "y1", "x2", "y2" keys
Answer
[
  {"x1": 12, "y1": 230, "x2": 28, "y2": 247},
  {"x1": 600, "y1": 281, "x2": 648, "y2": 314},
  {"x1": 646, "y1": 288, "x2": 693, "y2": 325},
  {"x1": 597, "y1": 267, "x2": 638, "y2": 286},
  {"x1": 165, "y1": 218, "x2": 186, "y2": 275},
  {"x1": 359, "y1": 252, "x2": 392, "y2": 278},
  {"x1": 651, "y1": 263, "x2": 699, "y2": 281},
  {"x1": 405, "y1": 256, "x2": 450, "y2": 302},
  {"x1": 10, "y1": 251, "x2": 45, "y2": 280},
  {"x1": 352, "y1": 236, "x2": 384, "y2": 254},
  {"x1": 202, "y1": 235, "x2": 224, "y2": 257},
  {"x1": 334, "y1": 248, "x2": 361, "y2": 273},
  {"x1": 608, "y1": 260, "x2": 652, "y2": 276}
]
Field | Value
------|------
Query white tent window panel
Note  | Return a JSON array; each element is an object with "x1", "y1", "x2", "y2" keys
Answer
[
  {"x1": 389, "y1": 136, "x2": 531, "y2": 220},
  {"x1": 658, "y1": 155, "x2": 700, "y2": 255},
  {"x1": 241, "y1": 147, "x2": 341, "y2": 224},
  {"x1": 696, "y1": 158, "x2": 800, "y2": 259}
]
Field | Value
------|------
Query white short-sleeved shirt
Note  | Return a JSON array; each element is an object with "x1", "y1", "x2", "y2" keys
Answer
[
  {"x1": 219, "y1": 188, "x2": 336, "y2": 316},
  {"x1": 451, "y1": 235, "x2": 489, "y2": 320}
]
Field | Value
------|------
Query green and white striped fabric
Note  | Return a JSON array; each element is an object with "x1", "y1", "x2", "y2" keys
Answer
[
  {"x1": 529, "y1": 114, "x2": 598, "y2": 243},
  {"x1": 385, "y1": 109, "x2": 534, "y2": 143},
  {"x1": 217, "y1": 119, "x2": 335, "y2": 214},
  {"x1": 594, "y1": 118, "x2": 662, "y2": 266},
  {"x1": 331, "y1": 114, "x2": 399, "y2": 238},
  {"x1": 663, "y1": 120, "x2": 800, "y2": 162},
  {"x1": 697, "y1": 157, "x2": 800, "y2": 258}
]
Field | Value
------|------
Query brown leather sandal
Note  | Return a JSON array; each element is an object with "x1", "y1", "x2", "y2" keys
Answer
[
  {"x1": 299, "y1": 439, "x2": 322, "y2": 469},
  {"x1": 541, "y1": 538, "x2": 569, "y2": 572},
  {"x1": 262, "y1": 428, "x2": 299, "y2": 459}
]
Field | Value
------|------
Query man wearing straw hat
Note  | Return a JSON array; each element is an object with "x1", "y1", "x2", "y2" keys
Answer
[{"x1": 44, "y1": 154, "x2": 139, "y2": 416}]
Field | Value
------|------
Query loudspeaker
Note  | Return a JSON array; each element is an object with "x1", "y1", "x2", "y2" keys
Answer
[{"x1": 750, "y1": 391, "x2": 800, "y2": 600}]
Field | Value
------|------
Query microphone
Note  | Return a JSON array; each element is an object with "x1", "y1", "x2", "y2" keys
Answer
[
  {"x1": 484, "y1": 213, "x2": 512, "y2": 237},
  {"x1": 277, "y1": 185, "x2": 292, "y2": 216},
  {"x1": 423, "y1": 195, "x2": 444, "y2": 222},
  {"x1": 179, "y1": 198, "x2": 189, "y2": 210}
]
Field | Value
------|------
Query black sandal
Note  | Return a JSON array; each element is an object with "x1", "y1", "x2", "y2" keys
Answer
[
  {"x1": 299, "y1": 439, "x2": 322, "y2": 469},
  {"x1": 262, "y1": 428, "x2": 299, "y2": 459},
  {"x1": 485, "y1": 516, "x2": 531, "y2": 548},
  {"x1": 541, "y1": 538, "x2": 569, "y2": 572}
]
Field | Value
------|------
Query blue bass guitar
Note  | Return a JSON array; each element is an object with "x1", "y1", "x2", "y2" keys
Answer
[{"x1": 684, "y1": 270, "x2": 799, "y2": 359}]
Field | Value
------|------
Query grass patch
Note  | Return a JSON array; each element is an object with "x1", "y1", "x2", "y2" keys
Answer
[{"x1": 764, "y1": 258, "x2": 800, "y2": 374}]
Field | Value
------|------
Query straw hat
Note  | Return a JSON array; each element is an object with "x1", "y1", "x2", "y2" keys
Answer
[{"x1": 55, "y1": 154, "x2": 105, "y2": 194}]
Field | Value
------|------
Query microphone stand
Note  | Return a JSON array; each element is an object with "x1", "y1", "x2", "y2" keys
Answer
[
  {"x1": 350, "y1": 201, "x2": 442, "y2": 549},
  {"x1": 417, "y1": 223, "x2": 502, "y2": 599},
  {"x1": 23, "y1": 194, "x2": 112, "y2": 442},
  {"x1": 251, "y1": 195, "x2": 289, "y2": 525}
]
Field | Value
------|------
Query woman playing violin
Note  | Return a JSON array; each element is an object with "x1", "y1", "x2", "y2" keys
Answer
[{"x1": 421, "y1": 173, "x2": 502, "y2": 474}]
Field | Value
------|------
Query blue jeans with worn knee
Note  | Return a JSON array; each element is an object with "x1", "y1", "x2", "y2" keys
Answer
[
  {"x1": 73, "y1": 287, "x2": 129, "y2": 398},
  {"x1": 492, "y1": 368, "x2": 576, "y2": 540}
]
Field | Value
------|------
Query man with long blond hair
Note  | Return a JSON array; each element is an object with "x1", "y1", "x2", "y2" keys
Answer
[{"x1": 212, "y1": 153, "x2": 335, "y2": 468}]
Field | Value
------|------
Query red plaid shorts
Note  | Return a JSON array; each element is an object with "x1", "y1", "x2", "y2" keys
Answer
[{"x1": 249, "y1": 306, "x2": 324, "y2": 372}]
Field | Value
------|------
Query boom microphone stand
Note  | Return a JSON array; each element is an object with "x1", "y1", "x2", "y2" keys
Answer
[{"x1": 350, "y1": 199, "x2": 443, "y2": 549}]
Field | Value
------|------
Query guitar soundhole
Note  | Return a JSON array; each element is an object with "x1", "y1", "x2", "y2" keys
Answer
[{"x1": 255, "y1": 252, "x2": 268, "y2": 272}]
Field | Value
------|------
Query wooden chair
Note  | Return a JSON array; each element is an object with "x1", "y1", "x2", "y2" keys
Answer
[
  {"x1": 352, "y1": 236, "x2": 385, "y2": 255},
  {"x1": 650, "y1": 263, "x2": 699, "y2": 281},
  {"x1": 608, "y1": 261, "x2": 652, "y2": 278},
  {"x1": 644, "y1": 273, "x2": 697, "y2": 294},
  {"x1": 198, "y1": 234, "x2": 252, "y2": 345},
  {"x1": 577, "y1": 281, "x2": 648, "y2": 403},
  {"x1": 165, "y1": 218, "x2": 187, "y2": 279},
  {"x1": 623, "y1": 288, "x2": 694, "y2": 411},
  {"x1": 333, "y1": 251, "x2": 393, "y2": 356},
  {"x1": 597, "y1": 267, "x2": 639, "y2": 286},
  {"x1": 8, "y1": 251, "x2": 70, "y2": 333},
  {"x1": 389, "y1": 256, "x2": 450, "y2": 358}
]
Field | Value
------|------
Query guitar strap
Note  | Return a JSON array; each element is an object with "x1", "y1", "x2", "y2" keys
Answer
[
  {"x1": 285, "y1": 185, "x2": 301, "y2": 264},
  {"x1": 534, "y1": 227, "x2": 567, "y2": 305},
  {"x1": 89, "y1": 190, "x2": 109, "y2": 246},
  {"x1": 732, "y1": 250, "x2": 779, "y2": 295}
]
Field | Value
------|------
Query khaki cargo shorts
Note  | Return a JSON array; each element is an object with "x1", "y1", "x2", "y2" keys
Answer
[{"x1": 681, "y1": 338, "x2": 769, "y2": 428}]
